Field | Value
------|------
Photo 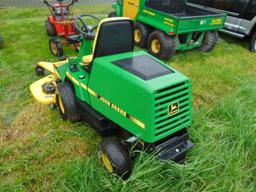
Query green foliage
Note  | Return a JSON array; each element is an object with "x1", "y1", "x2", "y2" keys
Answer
[{"x1": 0, "y1": 6, "x2": 255, "y2": 192}]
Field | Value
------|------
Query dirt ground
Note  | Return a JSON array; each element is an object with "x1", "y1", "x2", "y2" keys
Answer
[{"x1": 0, "y1": 0, "x2": 112, "y2": 7}]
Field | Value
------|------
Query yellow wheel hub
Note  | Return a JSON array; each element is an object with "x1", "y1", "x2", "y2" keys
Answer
[
  {"x1": 151, "y1": 39, "x2": 161, "y2": 54},
  {"x1": 134, "y1": 29, "x2": 142, "y2": 43},
  {"x1": 101, "y1": 153, "x2": 113, "y2": 173},
  {"x1": 58, "y1": 95, "x2": 65, "y2": 114}
]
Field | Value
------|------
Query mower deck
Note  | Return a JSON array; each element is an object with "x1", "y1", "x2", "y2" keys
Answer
[{"x1": 30, "y1": 75, "x2": 57, "y2": 105}]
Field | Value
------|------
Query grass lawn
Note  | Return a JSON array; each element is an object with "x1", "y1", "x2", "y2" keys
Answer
[{"x1": 0, "y1": 5, "x2": 256, "y2": 192}]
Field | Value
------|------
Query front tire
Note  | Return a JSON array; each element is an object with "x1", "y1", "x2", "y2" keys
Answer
[
  {"x1": 45, "y1": 20, "x2": 57, "y2": 36},
  {"x1": 134, "y1": 22, "x2": 151, "y2": 48},
  {"x1": 57, "y1": 81, "x2": 81, "y2": 122},
  {"x1": 148, "y1": 30, "x2": 176, "y2": 60},
  {"x1": 99, "y1": 137, "x2": 132, "y2": 179},
  {"x1": 35, "y1": 66, "x2": 45, "y2": 76},
  {"x1": 49, "y1": 37, "x2": 63, "y2": 57},
  {"x1": 249, "y1": 31, "x2": 256, "y2": 52},
  {"x1": 198, "y1": 31, "x2": 218, "y2": 52}
]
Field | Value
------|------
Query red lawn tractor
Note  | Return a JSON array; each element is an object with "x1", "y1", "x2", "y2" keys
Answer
[{"x1": 43, "y1": 0, "x2": 81, "y2": 58}]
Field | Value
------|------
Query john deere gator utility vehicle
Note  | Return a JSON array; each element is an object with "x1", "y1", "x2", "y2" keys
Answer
[
  {"x1": 109, "y1": 0, "x2": 226, "y2": 60},
  {"x1": 30, "y1": 16, "x2": 193, "y2": 179}
]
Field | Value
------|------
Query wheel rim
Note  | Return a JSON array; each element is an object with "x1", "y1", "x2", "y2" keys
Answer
[
  {"x1": 50, "y1": 41, "x2": 58, "y2": 55},
  {"x1": 134, "y1": 29, "x2": 142, "y2": 43},
  {"x1": 58, "y1": 95, "x2": 65, "y2": 114},
  {"x1": 101, "y1": 153, "x2": 113, "y2": 173},
  {"x1": 151, "y1": 39, "x2": 161, "y2": 54}
]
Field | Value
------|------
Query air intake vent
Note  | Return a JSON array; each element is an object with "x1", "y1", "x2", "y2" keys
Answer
[{"x1": 154, "y1": 81, "x2": 191, "y2": 137}]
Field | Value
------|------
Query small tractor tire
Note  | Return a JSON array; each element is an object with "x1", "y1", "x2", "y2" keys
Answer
[
  {"x1": 49, "y1": 37, "x2": 63, "y2": 57},
  {"x1": 108, "y1": 12, "x2": 116, "y2": 18},
  {"x1": 249, "y1": 31, "x2": 256, "y2": 52},
  {"x1": 134, "y1": 22, "x2": 151, "y2": 48},
  {"x1": 148, "y1": 30, "x2": 176, "y2": 60},
  {"x1": 35, "y1": 66, "x2": 45, "y2": 76},
  {"x1": 199, "y1": 31, "x2": 218, "y2": 52},
  {"x1": 45, "y1": 20, "x2": 57, "y2": 36},
  {"x1": 57, "y1": 81, "x2": 81, "y2": 122},
  {"x1": 99, "y1": 137, "x2": 132, "y2": 179}
]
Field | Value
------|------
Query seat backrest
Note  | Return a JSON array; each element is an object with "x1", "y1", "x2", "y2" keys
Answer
[{"x1": 92, "y1": 17, "x2": 134, "y2": 59}]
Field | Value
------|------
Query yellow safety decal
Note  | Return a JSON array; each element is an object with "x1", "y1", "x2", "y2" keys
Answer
[
  {"x1": 164, "y1": 18, "x2": 174, "y2": 23},
  {"x1": 211, "y1": 19, "x2": 223, "y2": 25},
  {"x1": 143, "y1": 9, "x2": 155, "y2": 16},
  {"x1": 163, "y1": 21, "x2": 174, "y2": 27},
  {"x1": 88, "y1": 88, "x2": 98, "y2": 98},
  {"x1": 80, "y1": 83, "x2": 88, "y2": 91},
  {"x1": 66, "y1": 72, "x2": 79, "y2": 86},
  {"x1": 128, "y1": 115, "x2": 145, "y2": 129}
]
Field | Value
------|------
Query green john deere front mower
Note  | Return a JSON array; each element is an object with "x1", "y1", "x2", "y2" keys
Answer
[{"x1": 30, "y1": 16, "x2": 193, "y2": 179}]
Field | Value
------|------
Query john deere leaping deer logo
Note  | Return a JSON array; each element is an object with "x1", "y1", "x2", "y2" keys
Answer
[{"x1": 168, "y1": 102, "x2": 179, "y2": 116}]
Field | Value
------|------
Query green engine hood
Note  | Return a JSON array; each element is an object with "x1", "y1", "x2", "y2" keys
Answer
[{"x1": 88, "y1": 51, "x2": 192, "y2": 143}]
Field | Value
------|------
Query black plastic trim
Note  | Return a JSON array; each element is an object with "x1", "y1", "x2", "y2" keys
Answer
[
  {"x1": 76, "y1": 98, "x2": 116, "y2": 136},
  {"x1": 112, "y1": 55, "x2": 173, "y2": 80}
]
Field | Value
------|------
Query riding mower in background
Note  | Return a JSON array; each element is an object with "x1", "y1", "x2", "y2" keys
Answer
[
  {"x1": 109, "y1": 0, "x2": 226, "y2": 60},
  {"x1": 0, "y1": 34, "x2": 4, "y2": 48},
  {"x1": 43, "y1": 0, "x2": 81, "y2": 58},
  {"x1": 30, "y1": 16, "x2": 193, "y2": 179}
]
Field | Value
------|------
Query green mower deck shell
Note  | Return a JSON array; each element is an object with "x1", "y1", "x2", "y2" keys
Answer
[
  {"x1": 112, "y1": 0, "x2": 226, "y2": 51},
  {"x1": 57, "y1": 51, "x2": 192, "y2": 143}
]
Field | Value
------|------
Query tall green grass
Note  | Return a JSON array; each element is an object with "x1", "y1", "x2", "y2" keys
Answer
[
  {"x1": 49, "y1": 80, "x2": 255, "y2": 192},
  {"x1": 0, "y1": 6, "x2": 256, "y2": 192}
]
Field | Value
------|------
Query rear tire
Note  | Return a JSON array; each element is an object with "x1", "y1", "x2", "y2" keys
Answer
[
  {"x1": 148, "y1": 30, "x2": 176, "y2": 60},
  {"x1": 45, "y1": 20, "x2": 57, "y2": 36},
  {"x1": 108, "y1": 12, "x2": 116, "y2": 18},
  {"x1": 49, "y1": 37, "x2": 63, "y2": 57},
  {"x1": 198, "y1": 31, "x2": 218, "y2": 52},
  {"x1": 249, "y1": 31, "x2": 256, "y2": 52},
  {"x1": 57, "y1": 81, "x2": 81, "y2": 122},
  {"x1": 134, "y1": 22, "x2": 151, "y2": 48},
  {"x1": 99, "y1": 137, "x2": 132, "y2": 179}
]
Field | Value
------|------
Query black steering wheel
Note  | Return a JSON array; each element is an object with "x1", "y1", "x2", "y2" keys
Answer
[{"x1": 75, "y1": 14, "x2": 100, "y2": 39}]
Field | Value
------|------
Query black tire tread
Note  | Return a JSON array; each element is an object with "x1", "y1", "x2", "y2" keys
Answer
[
  {"x1": 134, "y1": 22, "x2": 151, "y2": 48},
  {"x1": 35, "y1": 66, "x2": 45, "y2": 76},
  {"x1": 57, "y1": 81, "x2": 81, "y2": 122},
  {"x1": 249, "y1": 31, "x2": 256, "y2": 52},
  {"x1": 45, "y1": 20, "x2": 57, "y2": 36},
  {"x1": 199, "y1": 31, "x2": 218, "y2": 52},
  {"x1": 99, "y1": 137, "x2": 132, "y2": 179},
  {"x1": 49, "y1": 37, "x2": 63, "y2": 57},
  {"x1": 108, "y1": 12, "x2": 116, "y2": 18},
  {"x1": 148, "y1": 30, "x2": 176, "y2": 60}
]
